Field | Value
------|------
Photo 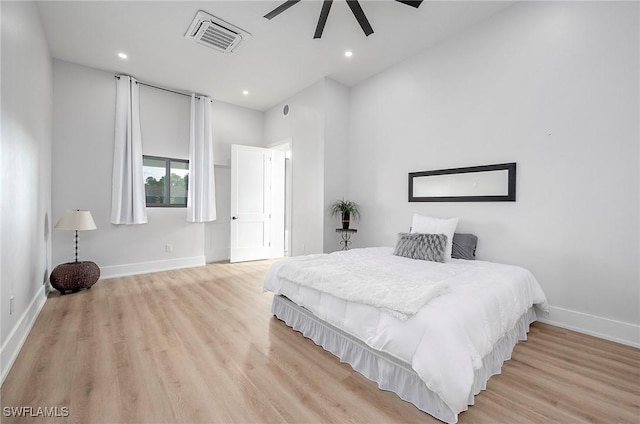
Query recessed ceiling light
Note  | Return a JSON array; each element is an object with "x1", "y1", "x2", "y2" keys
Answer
[
  {"x1": 117, "y1": 52, "x2": 128, "y2": 59},
  {"x1": 242, "y1": 90, "x2": 249, "y2": 96},
  {"x1": 344, "y1": 50, "x2": 353, "y2": 58}
]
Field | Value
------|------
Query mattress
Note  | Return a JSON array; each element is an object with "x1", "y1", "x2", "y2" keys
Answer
[{"x1": 263, "y1": 247, "x2": 549, "y2": 422}]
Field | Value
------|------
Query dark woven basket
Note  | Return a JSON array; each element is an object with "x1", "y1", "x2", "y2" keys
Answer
[{"x1": 50, "y1": 261, "x2": 100, "y2": 294}]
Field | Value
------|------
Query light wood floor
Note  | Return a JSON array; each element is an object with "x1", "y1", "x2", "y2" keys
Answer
[{"x1": 2, "y1": 261, "x2": 639, "y2": 423}]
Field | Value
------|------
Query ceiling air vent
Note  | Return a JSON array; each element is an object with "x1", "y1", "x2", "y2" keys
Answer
[{"x1": 185, "y1": 10, "x2": 251, "y2": 54}]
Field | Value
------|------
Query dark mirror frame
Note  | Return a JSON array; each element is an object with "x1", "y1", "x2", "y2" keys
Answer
[{"x1": 408, "y1": 162, "x2": 517, "y2": 202}]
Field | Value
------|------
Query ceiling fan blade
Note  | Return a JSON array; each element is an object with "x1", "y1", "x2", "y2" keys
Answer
[
  {"x1": 346, "y1": 0, "x2": 373, "y2": 37},
  {"x1": 314, "y1": 0, "x2": 334, "y2": 39},
  {"x1": 395, "y1": 0, "x2": 423, "y2": 8},
  {"x1": 264, "y1": 0, "x2": 301, "y2": 20}
]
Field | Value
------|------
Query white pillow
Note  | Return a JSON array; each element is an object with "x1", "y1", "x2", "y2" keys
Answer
[{"x1": 410, "y1": 214, "x2": 459, "y2": 261}]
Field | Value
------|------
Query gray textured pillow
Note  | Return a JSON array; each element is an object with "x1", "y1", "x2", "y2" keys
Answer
[
  {"x1": 393, "y1": 233, "x2": 448, "y2": 263},
  {"x1": 452, "y1": 233, "x2": 478, "y2": 260}
]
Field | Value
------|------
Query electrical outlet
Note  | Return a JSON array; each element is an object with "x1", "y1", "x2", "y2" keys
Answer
[
  {"x1": 9, "y1": 296, "x2": 15, "y2": 315},
  {"x1": 165, "y1": 244, "x2": 173, "y2": 253}
]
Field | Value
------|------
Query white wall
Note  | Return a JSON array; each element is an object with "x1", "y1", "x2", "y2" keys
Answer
[
  {"x1": 212, "y1": 102, "x2": 264, "y2": 167},
  {"x1": 263, "y1": 78, "x2": 351, "y2": 255},
  {"x1": 52, "y1": 60, "x2": 264, "y2": 274},
  {"x1": 322, "y1": 80, "x2": 351, "y2": 252},
  {"x1": 205, "y1": 101, "x2": 264, "y2": 262},
  {"x1": 1, "y1": 1, "x2": 53, "y2": 381},
  {"x1": 347, "y1": 1, "x2": 639, "y2": 345},
  {"x1": 264, "y1": 80, "x2": 326, "y2": 256},
  {"x1": 51, "y1": 60, "x2": 203, "y2": 276},
  {"x1": 205, "y1": 166, "x2": 231, "y2": 262}
]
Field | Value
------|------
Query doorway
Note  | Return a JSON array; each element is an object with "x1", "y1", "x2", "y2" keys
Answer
[{"x1": 269, "y1": 139, "x2": 292, "y2": 257}]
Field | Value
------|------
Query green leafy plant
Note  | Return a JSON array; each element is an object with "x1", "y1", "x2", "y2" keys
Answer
[{"x1": 330, "y1": 199, "x2": 361, "y2": 223}]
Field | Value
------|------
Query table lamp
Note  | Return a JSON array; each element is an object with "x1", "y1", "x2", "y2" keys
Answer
[{"x1": 54, "y1": 209, "x2": 97, "y2": 262}]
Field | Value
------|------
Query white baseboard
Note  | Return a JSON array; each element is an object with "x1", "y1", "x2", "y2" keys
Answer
[
  {"x1": 1, "y1": 285, "x2": 47, "y2": 384},
  {"x1": 99, "y1": 256, "x2": 206, "y2": 279},
  {"x1": 538, "y1": 305, "x2": 639, "y2": 348}
]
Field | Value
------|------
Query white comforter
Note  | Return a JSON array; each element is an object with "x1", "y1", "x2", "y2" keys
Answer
[
  {"x1": 275, "y1": 253, "x2": 450, "y2": 320},
  {"x1": 263, "y1": 247, "x2": 548, "y2": 415}
]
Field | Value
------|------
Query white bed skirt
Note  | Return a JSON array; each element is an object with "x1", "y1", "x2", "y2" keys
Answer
[{"x1": 271, "y1": 295, "x2": 537, "y2": 424}]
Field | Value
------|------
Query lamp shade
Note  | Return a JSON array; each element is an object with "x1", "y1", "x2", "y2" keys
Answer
[{"x1": 55, "y1": 210, "x2": 97, "y2": 231}]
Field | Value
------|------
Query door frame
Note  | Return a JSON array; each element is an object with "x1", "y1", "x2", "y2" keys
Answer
[{"x1": 268, "y1": 138, "x2": 292, "y2": 257}]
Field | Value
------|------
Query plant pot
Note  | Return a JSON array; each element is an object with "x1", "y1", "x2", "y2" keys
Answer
[{"x1": 342, "y1": 211, "x2": 350, "y2": 230}]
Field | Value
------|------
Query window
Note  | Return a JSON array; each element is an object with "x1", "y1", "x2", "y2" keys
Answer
[{"x1": 143, "y1": 156, "x2": 189, "y2": 207}]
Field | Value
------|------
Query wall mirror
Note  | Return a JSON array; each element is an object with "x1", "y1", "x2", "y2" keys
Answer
[{"x1": 409, "y1": 163, "x2": 516, "y2": 202}]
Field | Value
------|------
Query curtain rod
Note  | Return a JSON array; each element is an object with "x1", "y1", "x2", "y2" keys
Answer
[{"x1": 114, "y1": 75, "x2": 208, "y2": 100}]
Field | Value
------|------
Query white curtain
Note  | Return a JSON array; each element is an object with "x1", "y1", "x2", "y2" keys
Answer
[
  {"x1": 187, "y1": 94, "x2": 217, "y2": 222},
  {"x1": 111, "y1": 75, "x2": 147, "y2": 225}
]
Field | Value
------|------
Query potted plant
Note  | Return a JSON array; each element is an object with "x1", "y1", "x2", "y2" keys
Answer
[{"x1": 330, "y1": 199, "x2": 361, "y2": 230}]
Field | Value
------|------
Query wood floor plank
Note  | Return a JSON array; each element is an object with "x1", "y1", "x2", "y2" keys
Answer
[{"x1": 1, "y1": 261, "x2": 638, "y2": 424}]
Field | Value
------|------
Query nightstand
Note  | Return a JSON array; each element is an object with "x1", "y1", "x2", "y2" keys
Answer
[{"x1": 335, "y1": 228, "x2": 357, "y2": 251}]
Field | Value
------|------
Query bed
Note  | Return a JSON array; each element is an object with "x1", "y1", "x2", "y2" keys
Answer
[{"x1": 263, "y1": 245, "x2": 548, "y2": 423}]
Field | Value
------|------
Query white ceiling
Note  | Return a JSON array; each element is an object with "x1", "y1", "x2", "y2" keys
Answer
[{"x1": 37, "y1": 0, "x2": 516, "y2": 111}]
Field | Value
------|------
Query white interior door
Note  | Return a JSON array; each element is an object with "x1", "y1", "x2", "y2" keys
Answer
[{"x1": 230, "y1": 145, "x2": 284, "y2": 263}]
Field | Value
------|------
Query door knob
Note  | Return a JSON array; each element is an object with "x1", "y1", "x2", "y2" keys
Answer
[{"x1": 231, "y1": 216, "x2": 238, "y2": 220}]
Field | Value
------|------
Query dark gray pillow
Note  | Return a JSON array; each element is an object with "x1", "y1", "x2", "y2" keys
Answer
[
  {"x1": 393, "y1": 233, "x2": 447, "y2": 263},
  {"x1": 452, "y1": 233, "x2": 478, "y2": 260}
]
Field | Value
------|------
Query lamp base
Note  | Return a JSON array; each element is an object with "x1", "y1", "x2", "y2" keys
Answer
[{"x1": 50, "y1": 261, "x2": 100, "y2": 294}]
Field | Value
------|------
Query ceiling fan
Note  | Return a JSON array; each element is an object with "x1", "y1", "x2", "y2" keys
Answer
[{"x1": 264, "y1": 0, "x2": 424, "y2": 39}]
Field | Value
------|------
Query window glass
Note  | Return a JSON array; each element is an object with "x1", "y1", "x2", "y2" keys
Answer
[
  {"x1": 143, "y1": 156, "x2": 188, "y2": 207},
  {"x1": 144, "y1": 157, "x2": 166, "y2": 205},
  {"x1": 170, "y1": 161, "x2": 189, "y2": 206}
]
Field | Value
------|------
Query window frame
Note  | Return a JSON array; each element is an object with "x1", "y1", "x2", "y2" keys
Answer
[{"x1": 143, "y1": 155, "x2": 189, "y2": 208}]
